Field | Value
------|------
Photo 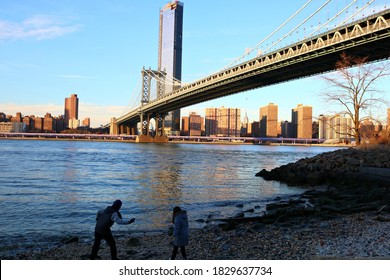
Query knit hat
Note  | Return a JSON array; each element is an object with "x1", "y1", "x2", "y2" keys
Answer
[{"x1": 112, "y1": 200, "x2": 122, "y2": 211}]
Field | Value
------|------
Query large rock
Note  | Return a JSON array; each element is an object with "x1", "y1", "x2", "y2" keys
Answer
[{"x1": 256, "y1": 146, "x2": 390, "y2": 186}]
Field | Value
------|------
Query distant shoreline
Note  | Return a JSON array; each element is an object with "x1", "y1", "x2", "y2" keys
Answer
[
  {"x1": 0, "y1": 136, "x2": 136, "y2": 143},
  {"x1": 169, "y1": 140, "x2": 351, "y2": 147},
  {"x1": 0, "y1": 135, "x2": 352, "y2": 147}
]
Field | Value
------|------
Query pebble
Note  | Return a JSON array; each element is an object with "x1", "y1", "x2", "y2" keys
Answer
[{"x1": 12, "y1": 212, "x2": 390, "y2": 260}]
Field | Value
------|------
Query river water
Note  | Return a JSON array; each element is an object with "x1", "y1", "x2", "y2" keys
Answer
[{"x1": 0, "y1": 139, "x2": 342, "y2": 257}]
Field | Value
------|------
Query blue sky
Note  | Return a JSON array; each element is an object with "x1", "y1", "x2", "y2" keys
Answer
[{"x1": 1, "y1": 0, "x2": 389, "y2": 127}]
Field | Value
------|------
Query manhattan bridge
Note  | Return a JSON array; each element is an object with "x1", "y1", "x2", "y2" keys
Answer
[{"x1": 112, "y1": 0, "x2": 390, "y2": 142}]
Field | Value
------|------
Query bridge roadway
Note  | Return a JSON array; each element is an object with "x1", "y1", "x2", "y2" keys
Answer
[{"x1": 117, "y1": 10, "x2": 390, "y2": 127}]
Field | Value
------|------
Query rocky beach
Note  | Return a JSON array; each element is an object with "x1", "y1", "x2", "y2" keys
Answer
[{"x1": 8, "y1": 145, "x2": 390, "y2": 260}]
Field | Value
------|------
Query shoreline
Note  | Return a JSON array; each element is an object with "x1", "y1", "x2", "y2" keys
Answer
[
  {"x1": 0, "y1": 136, "x2": 351, "y2": 147},
  {"x1": 9, "y1": 210, "x2": 390, "y2": 260},
  {"x1": 8, "y1": 174, "x2": 390, "y2": 260},
  {"x1": 0, "y1": 137, "x2": 137, "y2": 143},
  {"x1": 3, "y1": 144, "x2": 388, "y2": 260}
]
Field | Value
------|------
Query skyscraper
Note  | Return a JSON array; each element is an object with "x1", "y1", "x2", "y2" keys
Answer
[
  {"x1": 259, "y1": 103, "x2": 278, "y2": 137},
  {"x1": 188, "y1": 112, "x2": 203, "y2": 136},
  {"x1": 292, "y1": 104, "x2": 312, "y2": 139},
  {"x1": 181, "y1": 112, "x2": 203, "y2": 136},
  {"x1": 318, "y1": 114, "x2": 353, "y2": 140},
  {"x1": 158, "y1": 1, "x2": 184, "y2": 135},
  {"x1": 64, "y1": 94, "x2": 79, "y2": 128},
  {"x1": 219, "y1": 107, "x2": 240, "y2": 137},
  {"x1": 181, "y1": 116, "x2": 189, "y2": 135},
  {"x1": 205, "y1": 108, "x2": 218, "y2": 136},
  {"x1": 205, "y1": 107, "x2": 240, "y2": 137}
]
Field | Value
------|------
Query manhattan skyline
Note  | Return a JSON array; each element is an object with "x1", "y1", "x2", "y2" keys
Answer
[{"x1": 1, "y1": 0, "x2": 389, "y2": 127}]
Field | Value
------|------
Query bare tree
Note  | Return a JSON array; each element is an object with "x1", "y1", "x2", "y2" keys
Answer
[{"x1": 321, "y1": 53, "x2": 390, "y2": 145}]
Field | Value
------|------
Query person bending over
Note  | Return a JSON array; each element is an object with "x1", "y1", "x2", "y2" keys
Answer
[{"x1": 90, "y1": 200, "x2": 135, "y2": 260}]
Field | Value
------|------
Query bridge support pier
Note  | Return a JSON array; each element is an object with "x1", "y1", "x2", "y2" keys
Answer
[
  {"x1": 155, "y1": 113, "x2": 165, "y2": 137},
  {"x1": 136, "y1": 135, "x2": 168, "y2": 143},
  {"x1": 115, "y1": 123, "x2": 137, "y2": 135},
  {"x1": 137, "y1": 113, "x2": 168, "y2": 142},
  {"x1": 110, "y1": 117, "x2": 118, "y2": 135}
]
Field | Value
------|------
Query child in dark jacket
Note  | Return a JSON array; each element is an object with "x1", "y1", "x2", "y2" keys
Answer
[
  {"x1": 170, "y1": 206, "x2": 189, "y2": 260},
  {"x1": 90, "y1": 200, "x2": 135, "y2": 260}
]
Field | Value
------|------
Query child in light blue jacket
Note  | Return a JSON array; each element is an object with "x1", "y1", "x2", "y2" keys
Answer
[{"x1": 170, "y1": 206, "x2": 189, "y2": 260}]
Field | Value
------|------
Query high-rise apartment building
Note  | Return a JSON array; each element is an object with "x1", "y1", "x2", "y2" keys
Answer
[
  {"x1": 281, "y1": 121, "x2": 292, "y2": 138},
  {"x1": 189, "y1": 112, "x2": 203, "y2": 136},
  {"x1": 43, "y1": 113, "x2": 55, "y2": 132},
  {"x1": 205, "y1": 108, "x2": 218, "y2": 136},
  {"x1": 11, "y1": 112, "x2": 22, "y2": 123},
  {"x1": 292, "y1": 104, "x2": 312, "y2": 139},
  {"x1": 318, "y1": 114, "x2": 353, "y2": 140},
  {"x1": 259, "y1": 103, "x2": 278, "y2": 137},
  {"x1": 205, "y1": 107, "x2": 241, "y2": 137},
  {"x1": 82, "y1": 118, "x2": 91, "y2": 128},
  {"x1": 181, "y1": 112, "x2": 204, "y2": 136},
  {"x1": 251, "y1": 121, "x2": 260, "y2": 137},
  {"x1": 181, "y1": 116, "x2": 189, "y2": 134},
  {"x1": 64, "y1": 94, "x2": 79, "y2": 128},
  {"x1": 219, "y1": 107, "x2": 240, "y2": 137},
  {"x1": 22, "y1": 116, "x2": 33, "y2": 132},
  {"x1": 158, "y1": 1, "x2": 184, "y2": 135},
  {"x1": 34, "y1": 117, "x2": 43, "y2": 132},
  {"x1": 68, "y1": 119, "x2": 80, "y2": 129}
]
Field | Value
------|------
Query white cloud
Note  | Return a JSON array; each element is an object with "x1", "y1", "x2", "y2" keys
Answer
[
  {"x1": 0, "y1": 15, "x2": 81, "y2": 41},
  {"x1": 78, "y1": 103, "x2": 126, "y2": 127},
  {"x1": 0, "y1": 103, "x2": 63, "y2": 118}
]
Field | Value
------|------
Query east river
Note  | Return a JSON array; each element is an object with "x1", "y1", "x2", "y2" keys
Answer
[{"x1": 0, "y1": 139, "x2": 342, "y2": 257}]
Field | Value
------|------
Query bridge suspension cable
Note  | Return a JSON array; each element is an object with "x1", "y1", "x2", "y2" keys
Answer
[
  {"x1": 336, "y1": 0, "x2": 377, "y2": 27},
  {"x1": 304, "y1": 0, "x2": 358, "y2": 39},
  {"x1": 220, "y1": 0, "x2": 384, "y2": 72},
  {"x1": 262, "y1": 0, "x2": 332, "y2": 55},
  {"x1": 159, "y1": 71, "x2": 185, "y2": 86},
  {"x1": 120, "y1": 76, "x2": 142, "y2": 116},
  {"x1": 222, "y1": 0, "x2": 314, "y2": 70}
]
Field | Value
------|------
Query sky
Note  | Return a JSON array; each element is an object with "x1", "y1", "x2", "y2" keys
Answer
[{"x1": 1, "y1": 0, "x2": 389, "y2": 127}]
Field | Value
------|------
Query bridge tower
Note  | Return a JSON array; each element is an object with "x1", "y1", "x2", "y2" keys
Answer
[{"x1": 137, "y1": 68, "x2": 169, "y2": 142}]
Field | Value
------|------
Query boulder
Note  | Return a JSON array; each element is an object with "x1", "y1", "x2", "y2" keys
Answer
[{"x1": 126, "y1": 237, "x2": 141, "y2": 247}]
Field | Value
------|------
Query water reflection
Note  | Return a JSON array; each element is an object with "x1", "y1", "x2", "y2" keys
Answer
[{"x1": 0, "y1": 140, "x2": 343, "y2": 253}]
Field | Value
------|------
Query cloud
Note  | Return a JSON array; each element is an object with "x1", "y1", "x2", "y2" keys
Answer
[
  {"x1": 79, "y1": 103, "x2": 126, "y2": 127},
  {"x1": 0, "y1": 103, "x2": 63, "y2": 118},
  {"x1": 0, "y1": 15, "x2": 81, "y2": 41}
]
